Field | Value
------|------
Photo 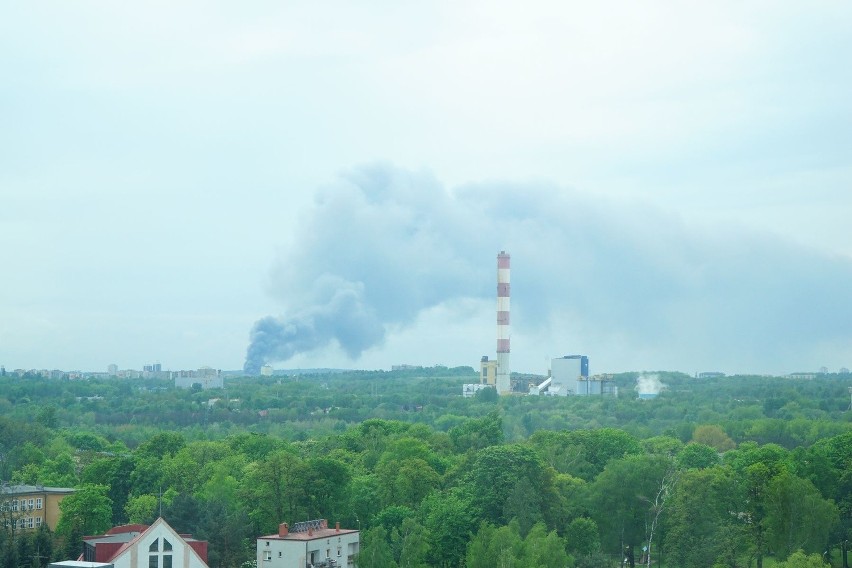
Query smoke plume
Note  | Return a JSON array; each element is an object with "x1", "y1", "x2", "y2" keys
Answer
[
  {"x1": 635, "y1": 374, "x2": 667, "y2": 396},
  {"x1": 244, "y1": 164, "x2": 852, "y2": 374}
]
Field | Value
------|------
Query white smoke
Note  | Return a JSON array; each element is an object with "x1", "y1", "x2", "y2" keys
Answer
[{"x1": 635, "y1": 374, "x2": 666, "y2": 395}]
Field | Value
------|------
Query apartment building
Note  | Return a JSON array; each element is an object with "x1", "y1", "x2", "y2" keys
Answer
[
  {"x1": 0, "y1": 484, "x2": 75, "y2": 531},
  {"x1": 257, "y1": 520, "x2": 359, "y2": 568}
]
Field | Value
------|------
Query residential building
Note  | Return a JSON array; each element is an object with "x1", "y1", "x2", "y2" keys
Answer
[
  {"x1": 0, "y1": 484, "x2": 75, "y2": 531},
  {"x1": 81, "y1": 518, "x2": 209, "y2": 568},
  {"x1": 257, "y1": 519, "x2": 359, "y2": 568}
]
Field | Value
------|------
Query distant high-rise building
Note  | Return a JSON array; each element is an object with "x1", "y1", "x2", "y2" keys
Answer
[
  {"x1": 107, "y1": 364, "x2": 118, "y2": 376},
  {"x1": 260, "y1": 364, "x2": 274, "y2": 377}
]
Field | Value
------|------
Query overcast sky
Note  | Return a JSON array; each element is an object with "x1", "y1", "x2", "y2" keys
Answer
[{"x1": 2, "y1": 2, "x2": 851, "y2": 376}]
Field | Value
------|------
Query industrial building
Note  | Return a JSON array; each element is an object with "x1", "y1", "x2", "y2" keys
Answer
[
  {"x1": 464, "y1": 251, "x2": 618, "y2": 398},
  {"x1": 174, "y1": 367, "x2": 223, "y2": 389},
  {"x1": 530, "y1": 356, "x2": 617, "y2": 396},
  {"x1": 257, "y1": 519, "x2": 359, "y2": 568}
]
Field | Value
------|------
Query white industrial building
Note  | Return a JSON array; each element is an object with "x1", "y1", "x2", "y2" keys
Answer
[
  {"x1": 257, "y1": 520, "x2": 359, "y2": 568},
  {"x1": 531, "y1": 355, "x2": 617, "y2": 397}
]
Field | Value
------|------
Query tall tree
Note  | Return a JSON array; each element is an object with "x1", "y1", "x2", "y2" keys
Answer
[
  {"x1": 357, "y1": 526, "x2": 396, "y2": 568},
  {"x1": 665, "y1": 466, "x2": 745, "y2": 568},
  {"x1": 588, "y1": 455, "x2": 670, "y2": 564},
  {"x1": 55, "y1": 484, "x2": 113, "y2": 539},
  {"x1": 765, "y1": 471, "x2": 839, "y2": 559}
]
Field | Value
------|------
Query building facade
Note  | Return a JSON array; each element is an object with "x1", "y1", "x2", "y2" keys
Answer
[
  {"x1": 0, "y1": 484, "x2": 75, "y2": 531},
  {"x1": 82, "y1": 518, "x2": 208, "y2": 568},
  {"x1": 257, "y1": 520, "x2": 359, "y2": 568}
]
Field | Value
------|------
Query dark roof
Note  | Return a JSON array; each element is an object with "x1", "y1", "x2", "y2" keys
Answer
[{"x1": 1, "y1": 484, "x2": 75, "y2": 495}]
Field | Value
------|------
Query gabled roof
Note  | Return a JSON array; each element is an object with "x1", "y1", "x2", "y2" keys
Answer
[{"x1": 89, "y1": 518, "x2": 209, "y2": 567}]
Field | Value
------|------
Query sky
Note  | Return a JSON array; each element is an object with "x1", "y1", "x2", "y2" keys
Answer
[{"x1": 2, "y1": 1, "x2": 851, "y2": 376}]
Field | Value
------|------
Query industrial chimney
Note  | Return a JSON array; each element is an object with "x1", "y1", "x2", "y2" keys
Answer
[{"x1": 496, "y1": 251, "x2": 511, "y2": 394}]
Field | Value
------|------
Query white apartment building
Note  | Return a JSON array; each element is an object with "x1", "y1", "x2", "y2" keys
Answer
[{"x1": 257, "y1": 520, "x2": 359, "y2": 568}]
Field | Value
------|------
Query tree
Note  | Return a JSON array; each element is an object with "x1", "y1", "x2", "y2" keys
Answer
[
  {"x1": 238, "y1": 450, "x2": 307, "y2": 532},
  {"x1": 742, "y1": 462, "x2": 772, "y2": 568},
  {"x1": 566, "y1": 517, "x2": 600, "y2": 559},
  {"x1": 665, "y1": 466, "x2": 745, "y2": 568},
  {"x1": 522, "y1": 522, "x2": 569, "y2": 568},
  {"x1": 304, "y1": 456, "x2": 350, "y2": 520},
  {"x1": 588, "y1": 455, "x2": 671, "y2": 565},
  {"x1": 422, "y1": 490, "x2": 476, "y2": 568},
  {"x1": 82, "y1": 455, "x2": 135, "y2": 524},
  {"x1": 465, "y1": 522, "x2": 524, "y2": 568},
  {"x1": 677, "y1": 443, "x2": 720, "y2": 470},
  {"x1": 124, "y1": 495, "x2": 158, "y2": 524},
  {"x1": 391, "y1": 518, "x2": 428, "y2": 568},
  {"x1": 765, "y1": 471, "x2": 839, "y2": 559},
  {"x1": 56, "y1": 485, "x2": 112, "y2": 538},
  {"x1": 775, "y1": 550, "x2": 827, "y2": 568},
  {"x1": 448, "y1": 412, "x2": 504, "y2": 453},
  {"x1": 467, "y1": 445, "x2": 557, "y2": 527},
  {"x1": 357, "y1": 526, "x2": 396, "y2": 568},
  {"x1": 529, "y1": 428, "x2": 643, "y2": 481},
  {"x1": 692, "y1": 425, "x2": 735, "y2": 452},
  {"x1": 136, "y1": 432, "x2": 186, "y2": 460}
]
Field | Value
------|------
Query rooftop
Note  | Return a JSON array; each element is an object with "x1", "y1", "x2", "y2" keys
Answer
[
  {"x1": 260, "y1": 520, "x2": 358, "y2": 542},
  {"x1": 1, "y1": 484, "x2": 75, "y2": 495}
]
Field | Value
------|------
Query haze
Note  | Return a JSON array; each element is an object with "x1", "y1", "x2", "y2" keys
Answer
[{"x1": 2, "y1": 2, "x2": 851, "y2": 376}]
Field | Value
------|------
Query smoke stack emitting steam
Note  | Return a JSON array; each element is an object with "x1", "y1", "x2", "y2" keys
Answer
[{"x1": 496, "y1": 251, "x2": 511, "y2": 394}]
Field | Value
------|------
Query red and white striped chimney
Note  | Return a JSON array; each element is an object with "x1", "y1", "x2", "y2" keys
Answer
[{"x1": 496, "y1": 251, "x2": 511, "y2": 394}]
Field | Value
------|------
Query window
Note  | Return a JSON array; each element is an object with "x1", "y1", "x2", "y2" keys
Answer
[
  {"x1": 36, "y1": 498, "x2": 43, "y2": 510},
  {"x1": 148, "y1": 538, "x2": 171, "y2": 568},
  {"x1": 12, "y1": 500, "x2": 18, "y2": 512},
  {"x1": 278, "y1": 552, "x2": 281, "y2": 558},
  {"x1": 35, "y1": 517, "x2": 42, "y2": 527},
  {"x1": 28, "y1": 499, "x2": 34, "y2": 510},
  {"x1": 262, "y1": 551, "x2": 271, "y2": 562},
  {"x1": 27, "y1": 517, "x2": 34, "y2": 528}
]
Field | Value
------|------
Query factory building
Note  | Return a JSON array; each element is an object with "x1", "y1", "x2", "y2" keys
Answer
[
  {"x1": 480, "y1": 356, "x2": 497, "y2": 386},
  {"x1": 530, "y1": 356, "x2": 617, "y2": 396},
  {"x1": 547, "y1": 355, "x2": 588, "y2": 396}
]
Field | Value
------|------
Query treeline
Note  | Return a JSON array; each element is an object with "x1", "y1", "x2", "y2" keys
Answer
[{"x1": 0, "y1": 370, "x2": 851, "y2": 568}]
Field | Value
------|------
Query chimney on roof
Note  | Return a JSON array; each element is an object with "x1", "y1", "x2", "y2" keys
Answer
[
  {"x1": 335, "y1": 522, "x2": 340, "y2": 533},
  {"x1": 279, "y1": 523, "x2": 288, "y2": 537},
  {"x1": 320, "y1": 520, "x2": 328, "y2": 529},
  {"x1": 308, "y1": 528, "x2": 313, "y2": 537}
]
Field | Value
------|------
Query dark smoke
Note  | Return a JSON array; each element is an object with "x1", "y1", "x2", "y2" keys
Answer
[
  {"x1": 244, "y1": 164, "x2": 852, "y2": 374},
  {"x1": 244, "y1": 282, "x2": 384, "y2": 374}
]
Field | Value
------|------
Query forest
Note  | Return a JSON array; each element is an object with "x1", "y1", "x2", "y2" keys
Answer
[{"x1": 1, "y1": 368, "x2": 850, "y2": 568}]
